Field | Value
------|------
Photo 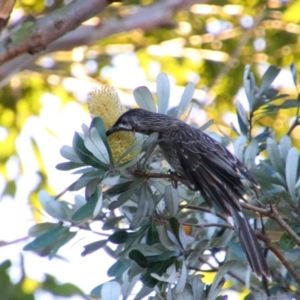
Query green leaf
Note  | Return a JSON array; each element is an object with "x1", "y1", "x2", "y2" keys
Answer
[
  {"x1": 73, "y1": 132, "x2": 108, "y2": 169},
  {"x1": 290, "y1": 63, "x2": 297, "y2": 87},
  {"x1": 90, "y1": 117, "x2": 113, "y2": 164},
  {"x1": 233, "y1": 135, "x2": 247, "y2": 162},
  {"x1": 192, "y1": 275, "x2": 205, "y2": 299},
  {"x1": 165, "y1": 185, "x2": 179, "y2": 216},
  {"x1": 169, "y1": 217, "x2": 186, "y2": 250},
  {"x1": 102, "y1": 216, "x2": 125, "y2": 230},
  {"x1": 48, "y1": 231, "x2": 77, "y2": 259},
  {"x1": 243, "y1": 65, "x2": 255, "y2": 110},
  {"x1": 28, "y1": 223, "x2": 61, "y2": 237},
  {"x1": 157, "y1": 73, "x2": 170, "y2": 114},
  {"x1": 108, "y1": 186, "x2": 135, "y2": 210},
  {"x1": 60, "y1": 145, "x2": 82, "y2": 162},
  {"x1": 259, "y1": 65, "x2": 281, "y2": 96},
  {"x1": 244, "y1": 139, "x2": 258, "y2": 169},
  {"x1": 279, "y1": 135, "x2": 292, "y2": 164},
  {"x1": 108, "y1": 230, "x2": 129, "y2": 244},
  {"x1": 133, "y1": 86, "x2": 156, "y2": 112},
  {"x1": 107, "y1": 259, "x2": 130, "y2": 277},
  {"x1": 146, "y1": 221, "x2": 160, "y2": 245},
  {"x1": 175, "y1": 261, "x2": 187, "y2": 294},
  {"x1": 71, "y1": 191, "x2": 100, "y2": 222},
  {"x1": 23, "y1": 226, "x2": 69, "y2": 251},
  {"x1": 81, "y1": 240, "x2": 107, "y2": 256},
  {"x1": 157, "y1": 225, "x2": 176, "y2": 250},
  {"x1": 286, "y1": 147, "x2": 299, "y2": 203},
  {"x1": 39, "y1": 191, "x2": 73, "y2": 221},
  {"x1": 141, "y1": 258, "x2": 175, "y2": 288},
  {"x1": 206, "y1": 261, "x2": 236, "y2": 300},
  {"x1": 56, "y1": 162, "x2": 86, "y2": 171},
  {"x1": 176, "y1": 82, "x2": 195, "y2": 118},
  {"x1": 199, "y1": 119, "x2": 214, "y2": 131},
  {"x1": 236, "y1": 101, "x2": 248, "y2": 136},
  {"x1": 101, "y1": 281, "x2": 121, "y2": 300},
  {"x1": 105, "y1": 180, "x2": 136, "y2": 197},
  {"x1": 130, "y1": 185, "x2": 149, "y2": 229},
  {"x1": 129, "y1": 249, "x2": 149, "y2": 268},
  {"x1": 84, "y1": 127, "x2": 110, "y2": 165},
  {"x1": 266, "y1": 137, "x2": 285, "y2": 175}
]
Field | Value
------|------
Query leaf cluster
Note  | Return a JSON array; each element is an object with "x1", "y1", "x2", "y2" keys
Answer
[{"x1": 24, "y1": 66, "x2": 300, "y2": 299}]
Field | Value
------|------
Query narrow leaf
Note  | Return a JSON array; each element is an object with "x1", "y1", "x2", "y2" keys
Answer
[
  {"x1": 60, "y1": 145, "x2": 82, "y2": 162},
  {"x1": 90, "y1": 117, "x2": 113, "y2": 164},
  {"x1": 56, "y1": 162, "x2": 85, "y2": 171},
  {"x1": 108, "y1": 230, "x2": 129, "y2": 244},
  {"x1": 130, "y1": 186, "x2": 149, "y2": 229},
  {"x1": 71, "y1": 191, "x2": 99, "y2": 222},
  {"x1": 129, "y1": 250, "x2": 149, "y2": 268},
  {"x1": 176, "y1": 82, "x2": 195, "y2": 118},
  {"x1": 146, "y1": 221, "x2": 160, "y2": 245},
  {"x1": 165, "y1": 185, "x2": 179, "y2": 216},
  {"x1": 169, "y1": 217, "x2": 187, "y2": 250},
  {"x1": 290, "y1": 63, "x2": 297, "y2": 87},
  {"x1": 81, "y1": 240, "x2": 107, "y2": 256},
  {"x1": 175, "y1": 261, "x2": 187, "y2": 294},
  {"x1": 206, "y1": 261, "x2": 236, "y2": 300},
  {"x1": 286, "y1": 147, "x2": 299, "y2": 203},
  {"x1": 236, "y1": 101, "x2": 248, "y2": 136},
  {"x1": 102, "y1": 216, "x2": 125, "y2": 230},
  {"x1": 259, "y1": 65, "x2": 281, "y2": 96},
  {"x1": 23, "y1": 226, "x2": 68, "y2": 251},
  {"x1": 279, "y1": 135, "x2": 292, "y2": 164},
  {"x1": 93, "y1": 190, "x2": 103, "y2": 217},
  {"x1": 84, "y1": 127, "x2": 110, "y2": 165},
  {"x1": 133, "y1": 86, "x2": 156, "y2": 112},
  {"x1": 157, "y1": 73, "x2": 170, "y2": 114},
  {"x1": 73, "y1": 132, "x2": 108, "y2": 169},
  {"x1": 266, "y1": 137, "x2": 285, "y2": 175},
  {"x1": 244, "y1": 139, "x2": 258, "y2": 169}
]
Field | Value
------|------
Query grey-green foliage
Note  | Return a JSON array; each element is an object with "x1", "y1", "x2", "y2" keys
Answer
[{"x1": 24, "y1": 66, "x2": 300, "y2": 300}]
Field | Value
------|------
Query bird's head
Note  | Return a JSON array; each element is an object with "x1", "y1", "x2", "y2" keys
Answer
[{"x1": 106, "y1": 108, "x2": 172, "y2": 136}]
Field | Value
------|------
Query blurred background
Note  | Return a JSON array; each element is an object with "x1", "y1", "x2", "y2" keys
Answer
[{"x1": 0, "y1": 0, "x2": 299, "y2": 299}]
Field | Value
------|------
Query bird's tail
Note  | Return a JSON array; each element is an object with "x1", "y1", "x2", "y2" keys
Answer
[{"x1": 229, "y1": 206, "x2": 270, "y2": 279}]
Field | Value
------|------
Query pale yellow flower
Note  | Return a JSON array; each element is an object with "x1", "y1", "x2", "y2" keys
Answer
[{"x1": 87, "y1": 86, "x2": 137, "y2": 164}]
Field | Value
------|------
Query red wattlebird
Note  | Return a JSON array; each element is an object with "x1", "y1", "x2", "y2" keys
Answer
[{"x1": 107, "y1": 108, "x2": 270, "y2": 278}]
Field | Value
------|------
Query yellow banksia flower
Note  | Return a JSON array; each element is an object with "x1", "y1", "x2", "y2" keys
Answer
[{"x1": 87, "y1": 86, "x2": 137, "y2": 164}]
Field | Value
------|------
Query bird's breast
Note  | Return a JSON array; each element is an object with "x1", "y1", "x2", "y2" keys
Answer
[{"x1": 159, "y1": 140, "x2": 183, "y2": 174}]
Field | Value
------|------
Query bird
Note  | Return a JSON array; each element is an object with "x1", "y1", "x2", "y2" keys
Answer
[{"x1": 106, "y1": 108, "x2": 270, "y2": 278}]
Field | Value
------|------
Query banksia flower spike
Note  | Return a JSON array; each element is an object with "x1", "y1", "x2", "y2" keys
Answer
[{"x1": 87, "y1": 86, "x2": 137, "y2": 164}]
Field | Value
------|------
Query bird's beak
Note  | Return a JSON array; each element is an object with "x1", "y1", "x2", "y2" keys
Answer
[{"x1": 106, "y1": 126, "x2": 118, "y2": 136}]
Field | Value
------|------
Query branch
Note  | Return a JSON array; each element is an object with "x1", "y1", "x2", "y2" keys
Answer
[
  {"x1": 0, "y1": 0, "x2": 110, "y2": 64},
  {"x1": 257, "y1": 232, "x2": 300, "y2": 286},
  {"x1": 0, "y1": 0, "x2": 16, "y2": 32},
  {"x1": 0, "y1": 0, "x2": 205, "y2": 87},
  {"x1": 269, "y1": 205, "x2": 300, "y2": 248}
]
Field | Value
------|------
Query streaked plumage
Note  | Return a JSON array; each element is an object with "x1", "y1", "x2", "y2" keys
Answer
[{"x1": 107, "y1": 108, "x2": 270, "y2": 278}]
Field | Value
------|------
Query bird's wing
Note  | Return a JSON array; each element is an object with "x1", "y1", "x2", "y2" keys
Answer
[
  {"x1": 168, "y1": 126, "x2": 270, "y2": 278},
  {"x1": 168, "y1": 126, "x2": 256, "y2": 212}
]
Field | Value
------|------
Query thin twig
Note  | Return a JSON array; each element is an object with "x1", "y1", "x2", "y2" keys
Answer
[
  {"x1": 182, "y1": 222, "x2": 233, "y2": 230},
  {"x1": 269, "y1": 205, "x2": 300, "y2": 248},
  {"x1": 180, "y1": 204, "x2": 228, "y2": 223}
]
